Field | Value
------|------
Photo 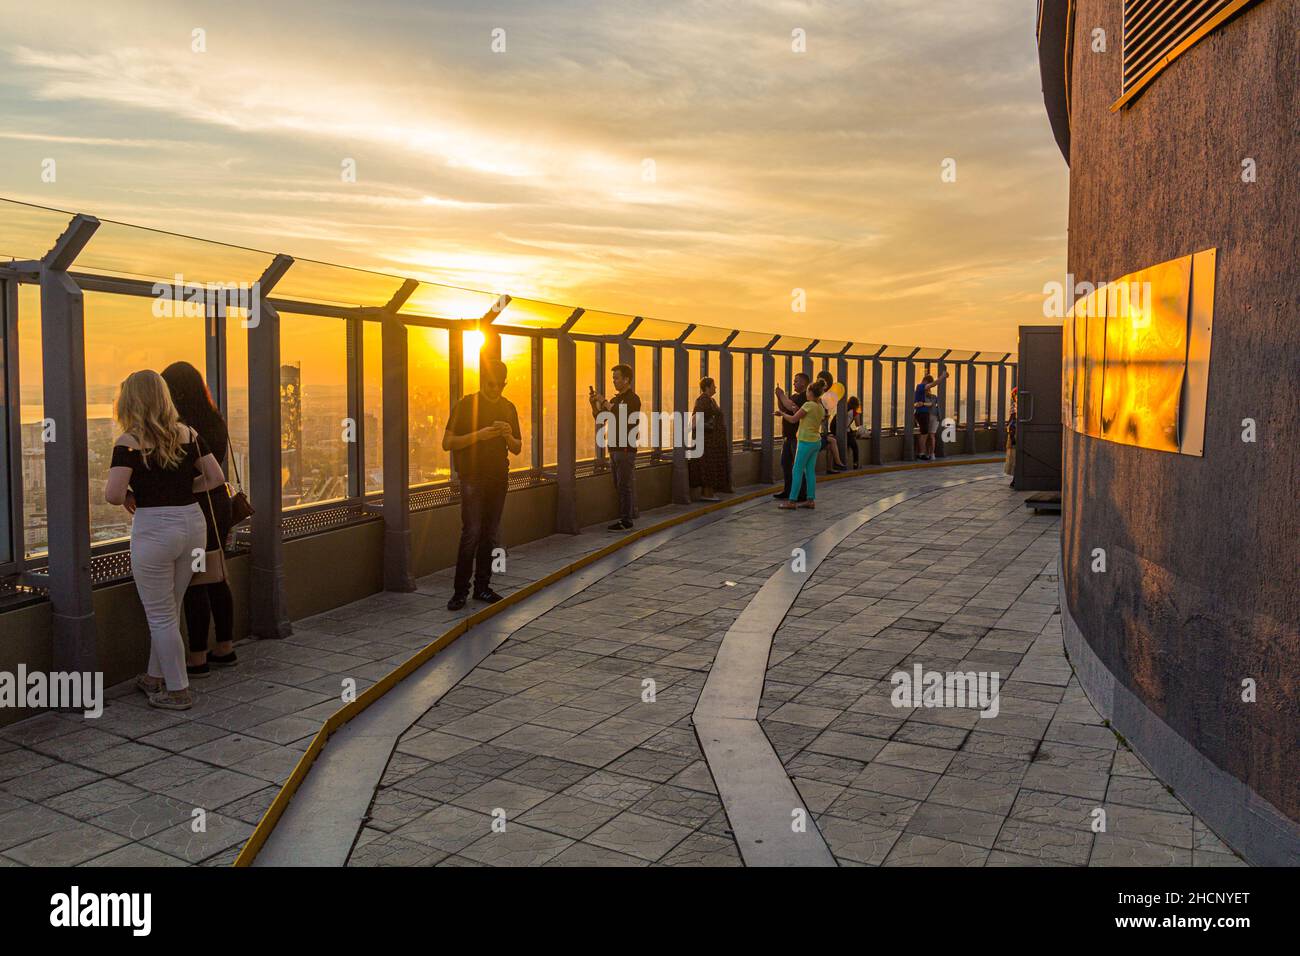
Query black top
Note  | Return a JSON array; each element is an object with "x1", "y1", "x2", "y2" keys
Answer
[
  {"x1": 606, "y1": 390, "x2": 642, "y2": 449},
  {"x1": 782, "y1": 389, "x2": 807, "y2": 440},
  {"x1": 110, "y1": 441, "x2": 200, "y2": 508},
  {"x1": 448, "y1": 392, "x2": 521, "y2": 483}
]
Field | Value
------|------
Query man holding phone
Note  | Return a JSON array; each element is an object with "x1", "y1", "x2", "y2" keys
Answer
[
  {"x1": 443, "y1": 358, "x2": 522, "y2": 610},
  {"x1": 589, "y1": 363, "x2": 641, "y2": 531}
]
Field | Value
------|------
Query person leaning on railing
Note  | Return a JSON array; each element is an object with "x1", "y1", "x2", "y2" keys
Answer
[
  {"x1": 104, "y1": 370, "x2": 227, "y2": 711},
  {"x1": 442, "y1": 358, "x2": 522, "y2": 611},
  {"x1": 161, "y1": 360, "x2": 238, "y2": 679},
  {"x1": 589, "y1": 363, "x2": 640, "y2": 532}
]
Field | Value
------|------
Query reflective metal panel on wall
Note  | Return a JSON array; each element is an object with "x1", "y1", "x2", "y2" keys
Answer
[{"x1": 1063, "y1": 249, "x2": 1215, "y2": 456}]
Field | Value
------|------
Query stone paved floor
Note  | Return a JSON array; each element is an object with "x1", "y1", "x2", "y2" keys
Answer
[
  {"x1": 343, "y1": 468, "x2": 1244, "y2": 867},
  {"x1": 0, "y1": 492, "x2": 728, "y2": 867},
  {"x1": 756, "y1": 481, "x2": 1242, "y2": 867},
  {"x1": 0, "y1": 463, "x2": 1247, "y2": 866}
]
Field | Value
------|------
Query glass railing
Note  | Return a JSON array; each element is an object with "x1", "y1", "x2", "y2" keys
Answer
[{"x1": 0, "y1": 197, "x2": 1017, "y2": 570}]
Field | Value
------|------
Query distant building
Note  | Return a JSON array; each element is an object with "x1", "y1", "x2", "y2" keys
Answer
[{"x1": 1038, "y1": 0, "x2": 1298, "y2": 864}]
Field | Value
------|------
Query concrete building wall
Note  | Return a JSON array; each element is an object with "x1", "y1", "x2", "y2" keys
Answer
[{"x1": 1061, "y1": 0, "x2": 1298, "y2": 860}]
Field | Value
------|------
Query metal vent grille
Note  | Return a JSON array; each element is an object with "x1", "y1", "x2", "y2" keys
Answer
[{"x1": 1122, "y1": 0, "x2": 1243, "y2": 95}]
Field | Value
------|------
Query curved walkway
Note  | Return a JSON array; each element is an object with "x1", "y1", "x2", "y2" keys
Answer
[{"x1": 314, "y1": 464, "x2": 1241, "y2": 867}]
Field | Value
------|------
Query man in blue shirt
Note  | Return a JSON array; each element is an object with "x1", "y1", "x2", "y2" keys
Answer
[{"x1": 913, "y1": 370, "x2": 948, "y2": 460}]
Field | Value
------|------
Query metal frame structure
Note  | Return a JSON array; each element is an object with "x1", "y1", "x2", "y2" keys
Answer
[{"x1": 0, "y1": 199, "x2": 1015, "y2": 648}]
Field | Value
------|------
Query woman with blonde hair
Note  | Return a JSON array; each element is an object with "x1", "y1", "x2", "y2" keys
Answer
[{"x1": 104, "y1": 370, "x2": 226, "y2": 710}]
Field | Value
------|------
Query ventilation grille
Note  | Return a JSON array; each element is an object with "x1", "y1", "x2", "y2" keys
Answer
[{"x1": 1122, "y1": 0, "x2": 1238, "y2": 94}]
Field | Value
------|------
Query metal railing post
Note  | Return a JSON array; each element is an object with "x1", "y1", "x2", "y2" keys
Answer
[
  {"x1": 870, "y1": 350, "x2": 884, "y2": 465},
  {"x1": 996, "y1": 361, "x2": 1008, "y2": 451},
  {"x1": 671, "y1": 337, "x2": 691, "y2": 504},
  {"x1": 935, "y1": 352, "x2": 949, "y2": 459},
  {"x1": 37, "y1": 214, "x2": 99, "y2": 672},
  {"x1": 556, "y1": 310, "x2": 581, "y2": 533},
  {"x1": 650, "y1": 346, "x2": 663, "y2": 463},
  {"x1": 594, "y1": 340, "x2": 606, "y2": 468},
  {"x1": 903, "y1": 355, "x2": 917, "y2": 461},
  {"x1": 381, "y1": 311, "x2": 414, "y2": 591},
  {"x1": 718, "y1": 332, "x2": 738, "y2": 466},
  {"x1": 965, "y1": 359, "x2": 977, "y2": 452},
  {"x1": 530, "y1": 335, "x2": 543, "y2": 478},
  {"x1": 205, "y1": 296, "x2": 228, "y2": 415},
  {"x1": 379, "y1": 280, "x2": 417, "y2": 591},
  {"x1": 759, "y1": 349, "x2": 776, "y2": 483},
  {"x1": 448, "y1": 327, "x2": 464, "y2": 409},
  {"x1": 346, "y1": 313, "x2": 364, "y2": 499},
  {"x1": 836, "y1": 349, "x2": 850, "y2": 467},
  {"x1": 248, "y1": 254, "x2": 294, "y2": 637},
  {"x1": 742, "y1": 353, "x2": 753, "y2": 449},
  {"x1": 890, "y1": 360, "x2": 899, "y2": 432}
]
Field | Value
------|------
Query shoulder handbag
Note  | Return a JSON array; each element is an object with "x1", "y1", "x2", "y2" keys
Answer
[
  {"x1": 227, "y1": 446, "x2": 254, "y2": 527},
  {"x1": 190, "y1": 434, "x2": 228, "y2": 586}
]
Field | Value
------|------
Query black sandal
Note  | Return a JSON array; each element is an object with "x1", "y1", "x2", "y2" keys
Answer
[{"x1": 208, "y1": 650, "x2": 238, "y2": 668}]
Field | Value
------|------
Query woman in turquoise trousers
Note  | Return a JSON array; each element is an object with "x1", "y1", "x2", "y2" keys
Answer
[{"x1": 778, "y1": 380, "x2": 827, "y2": 510}]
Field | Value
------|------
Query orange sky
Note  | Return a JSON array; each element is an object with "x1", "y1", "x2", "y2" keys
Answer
[{"x1": 0, "y1": 0, "x2": 1068, "y2": 356}]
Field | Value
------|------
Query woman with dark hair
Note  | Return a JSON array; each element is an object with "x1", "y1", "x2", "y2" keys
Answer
[
  {"x1": 832, "y1": 395, "x2": 862, "y2": 470},
  {"x1": 688, "y1": 376, "x2": 730, "y2": 502},
  {"x1": 160, "y1": 361, "x2": 238, "y2": 677}
]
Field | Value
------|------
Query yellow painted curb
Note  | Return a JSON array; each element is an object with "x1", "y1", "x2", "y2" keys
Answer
[{"x1": 232, "y1": 454, "x2": 1001, "y2": 865}]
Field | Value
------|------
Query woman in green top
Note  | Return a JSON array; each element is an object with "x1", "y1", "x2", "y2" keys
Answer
[{"x1": 778, "y1": 380, "x2": 827, "y2": 510}]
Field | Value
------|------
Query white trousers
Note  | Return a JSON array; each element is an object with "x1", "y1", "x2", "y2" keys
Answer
[{"x1": 130, "y1": 504, "x2": 207, "y2": 691}]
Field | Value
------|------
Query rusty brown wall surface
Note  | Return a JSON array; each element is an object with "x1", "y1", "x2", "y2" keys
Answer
[{"x1": 1063, "y1": 0, "x2": 1298, "y2": 821}]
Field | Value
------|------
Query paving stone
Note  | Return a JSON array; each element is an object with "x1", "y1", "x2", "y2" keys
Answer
[
  {"x1": 45, "y1": 778, "x2": 149, "y2": 821},
  {"x1": 1090, "y1": 834, "x2": 1192, "y2": 866},
  {"x1": 543, "y1": 841, "x2": 648, "y2": 867},
  {"x1": 926, "y1": 775, "x2": 1020, "y2": 815},
  {"x1": 1105, "y1": 775, "x2": 1188, "y2": 814},
  {"x1": 659, "y1": 831, "x2": 743, "y2": 866},
  {"x1": 92, "y1": 793, "x2": 196, "y2": 840},
  {"x1": 805, "y1": 730, "x2": 888, "y2": 763},
  {"x1": 82, "y1": 843, "x2": 190, "y2": 867},
  {"x1": 394, "y1": 804, "x2": 493, "y2": 853},
  {"x1": 993, "y1": 818, "x2": 1092, "y2": 864},
  {"x1": 874, "y1": 741, "x2": 955, "y2": 774},
  {"x1": 905, "y1": 801, "x2": 1006, "y2": 849},
  {"x1": 5, "y1": 821, "x2": 130, "y2": 866},
  {"x1": 816, "y1": 815, "x2": 901, "y2": 865},
  {"x1": 141, "y1": 812, "x2": 253, "y2": 864},
  {"x1": 500, "y1": 755, "x2": 598, "y2": 791},
  {"x1": 1, "y1": 759, "x2": 102, "y2": 802},
  {"x1": 563, "y1": 770, "x2": 659, "y2": 809},
  {"x1": 884, "y1": 832, "x2": 989, "y2": 866},
  {"x1": 0, "y1": 803, "x2": 75, "y2": 851},
  {"x1": 826, "y1": 788, "x2": 920, "y2": 829},
  {"x1": 586, "y1": 811, "x2": 693, "y2": 862},
  {"x1": 459, "y1": 823, "x2": 573, "y2": 866},
  {"x1": 630, "y1": 784, "x2": 722, "y2": 829},
  {"x1": 451, "y1": 778, "x2": 553, "y2": 817}
]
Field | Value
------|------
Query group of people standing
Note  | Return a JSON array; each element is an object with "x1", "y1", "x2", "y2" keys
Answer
[
  {"x1": 106, "y1": 352, "x2": 958, "y2": 708},
  {"x1": 773, "y1": 369, "x2": 861, "y2": 510},
  {"x1": 104, "y1": 362, "x2": 241, "y2": 710}
]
